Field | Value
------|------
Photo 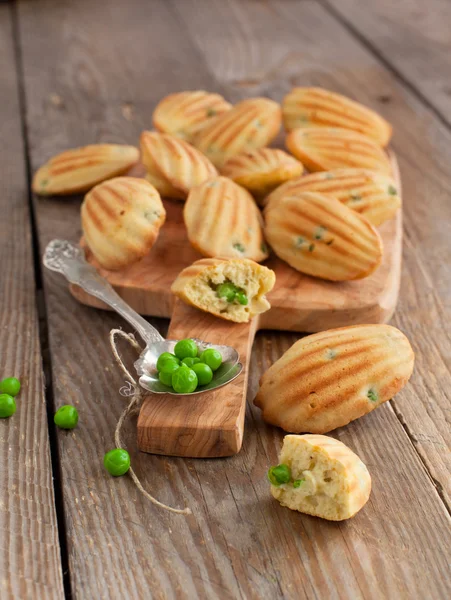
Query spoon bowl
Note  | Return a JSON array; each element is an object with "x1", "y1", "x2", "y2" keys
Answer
[{"x1": 43, "y1": 240, "x2": 243, "y2": 396}]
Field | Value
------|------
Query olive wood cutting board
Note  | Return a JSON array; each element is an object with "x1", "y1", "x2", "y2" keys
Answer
[{"x1": 70, "y1": 154, "x2": 402, "y2": 458}]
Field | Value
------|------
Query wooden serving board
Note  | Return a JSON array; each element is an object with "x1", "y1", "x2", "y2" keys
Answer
[{"x1": 71, "y1": 156, "x2": 402, "y2": 458}]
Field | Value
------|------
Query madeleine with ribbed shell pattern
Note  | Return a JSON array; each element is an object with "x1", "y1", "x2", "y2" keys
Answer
[
  {"x1": 264, "y1": 191, "x2": 383, "y2": 281},
  {"x1": 81, "y1": 177, "x2": 165, "y2": 270},
  {"x1": 171, "y1": 257, "x2": 275, "y2": 323},
  {"x1": 286, "y1": 128, "x2": 392, "y2": 174},
  {"x1": 221, "y1": 148, "x2": 304, "y2": 204},
  {"x1": 192, "y1": 98, "x2": 282, "y2": 168},
  {"x1": 184, "y1": 177, "x2": 269, "y2": 262},
  {"x1": 32, "y1": 144, "x2": 140, "y2": 196},
  {"x1": 255, "y1": 324, "x2": 414, "y2": 434},
  {"x1": 140, "y1": 131, "x2": 218, "y2": 200},
  {"x1": 265, "y1": 168, "x2": 401, "y2": 227},
  {"x1": 270, "y1": 434, "x2": 372, "y2": 520},
  {"x1": 152, "y1": 90, "x2": 232, "y2": 142},
  {"x1": 283, "y1": 87, "x2": 392, "y2": 146}
]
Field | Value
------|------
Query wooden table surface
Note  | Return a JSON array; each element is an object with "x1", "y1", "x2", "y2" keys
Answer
[{"x1": 1, "y1": 0, "x2": 450, "y2": 598}]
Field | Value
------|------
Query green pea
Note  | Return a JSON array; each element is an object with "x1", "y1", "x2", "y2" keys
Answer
[
  {"x1": 267, "y1": 464, "x2": 291, "y2": 486},
  {"x1": 174, "y1": 339, "x2": 198, "y2": 360},
  {"x1": 236, "y1": 291, "x2": 248, "y2": 305},
  {"x1": 54, "y1": 405, "x2": 79, "y2": 429},
  {"x1": 217, "y1": 282, "x2": 237, "y2": 302},
  {"x1": 159, "y1": 371, "x2": 174, "y2": 387},
  {"x1": 0, "y1": 394, "x2": 16, "y2": 418},
  {"x1": 172, "y1": 366, "x2": 198, "y2": 393},
  {"x1": 104, "y1": 448, "x2": 130, "y2": 476},
  {"x1": 293, "y1": 478, "x2": 305, "y2": 488},
  {"x1": 192, "y1": 362, "x2": 213, "y2": 386},
  {"x1": 182, "y1": 357, "x2": 201, "y2": 368},
  {"x1": 0, "y1": 377, "x2": 21, "y2": 397},
  {"x1": 200, "y1": 348, "x2": 222, "y2": 371},
  {"x1": 156, "y1": 353, "x2": 180, "y2": 374}
]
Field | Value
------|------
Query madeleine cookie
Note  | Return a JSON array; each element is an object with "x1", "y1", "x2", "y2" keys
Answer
[
  {"x1": 193, "y1": 98, "x2": 282, "y2": 168},
  {"x1": 221, "y1": 148, "x2": 303, "y2": 204},
  {"x1": 264, "y1": 192, "x2": 382, "y2": 281},
  {"x1": 255, "y1": 324, "x2": 414, "y2": 434},
  {"x1": 184, "y1": 177, "x2": 269, "y2": 262},
  {"x1": 265, "y1": 169, "x2": 401, "y2": 226},
  {"x1": 153, "y1": 90, "x2": 232, "y2": 142},
  {"x1": 171, "y1": 258, "x2": 275, "y2": 323},
  {"x1": 140, "y1": 131, "x2": 218, "y2": 200},
  {"x1": 81, "y1": 177, "x2": 165, "y2": 270},
  {"x1": 286, "y1": 128, "x2": 392, "y2": 174},
  {"x1": 32, "y1": 144, "x2": 140, "y2": 196},
  {"x1": 283, "y1": 87, "x2": 392, "y2": 146},
  {"x1": 268, "y1": 434, "x2": 371, "y2": 521}
]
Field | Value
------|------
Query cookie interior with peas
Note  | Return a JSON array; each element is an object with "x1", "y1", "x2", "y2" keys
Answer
[{"x1": 171, "y1": 257, "x2": 276, "y2": 323}]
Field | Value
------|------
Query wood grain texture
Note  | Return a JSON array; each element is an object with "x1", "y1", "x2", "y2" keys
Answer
[
  {"x1": 138, "y1": 299, "x2": 257, "y2": 457},
  {"x1": 16, "y1": 0, "x2": 451, "y2": 598},
  {"x1": 0, "y1": 6, "x2": 64, "y2": 599},
  {"x1": 326, "y1": 0, "x2": 451, "y2": 125}
]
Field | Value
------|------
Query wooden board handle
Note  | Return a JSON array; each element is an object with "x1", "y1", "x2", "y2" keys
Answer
[{"x1": 137, "y1": 299, "x2": 258, "y2": 457}]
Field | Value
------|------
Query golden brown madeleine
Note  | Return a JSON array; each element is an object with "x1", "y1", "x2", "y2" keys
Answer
[
  {"x1": 140, "y1": 131, "x2": 218, "y2": 200},
  {"x1": 192, "y1": 98, "x2": 282, "y2": 168},
  {"x1": 32, "y1": 144, "x2": 140, "y2": 196},
  {"x1": 171, "y1": 257, "x2": 275, "y2": 323},
  {"x1": 184, "y1": 176, "x2": 269, "y2": 262},
  {"x1": 255, "y1": 324, "x2": 414, "y2": 434},
  {"x1": 153, "y1": 90, "x2": 232, "y2": 142},
  {"x1": 221, "y1": 148, "x2": 303, "y2": 204},
  {"x1": 269, "y1": 434, "x2": 371, "y2": 521},
  {"x1": 283, "y1": 87, "x2": 392, "y2": 146},
  {"x1": 81, "y1": 177, "x2": 165, "y2": 270},
  {"x1": 265, "y1": 168, "x2": 401, "y2": 226},
  {"x1": 264, "y1": 191, "x2": 383, "y2": 281},
  {"x1": 286, "y1": 128, "x2": 392, "y2": 174}
]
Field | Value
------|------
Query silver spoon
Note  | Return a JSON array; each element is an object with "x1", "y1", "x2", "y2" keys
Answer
[{"x1": 43, "y1": 240, "x2": 243, "y2": 396}]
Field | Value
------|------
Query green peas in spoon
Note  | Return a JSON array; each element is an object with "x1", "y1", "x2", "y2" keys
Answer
[
  {"x1": 182, "y1": 357, "x2": 201, "y2": 368},
  {"x1": 172, "y1": 365, "x2": 198, "y2": 393},
  {"x1": 156, "y1": 352, "x2": 180, "y2": 374},
  {"x1": 200, "y1": 348, "x2": 222, "y2": 372},
  {"x1": 192, "y1": 362, "x2": 213, "y2": 386},
  {"x1": 0, "y1": 394, "x2": 16, "y2": 418},
  {"x1": 104, "y1": 448, "x2": 131, "y2": 476},
  {"x1": 174, "y1": 339, "x2": 198, "y2": 360},
  {"x1": 0, "y1": 377, "x2": 21, "y2": 397},
  {"x1": 159, "y1": 371, "x2": 174, "y2": 387}
]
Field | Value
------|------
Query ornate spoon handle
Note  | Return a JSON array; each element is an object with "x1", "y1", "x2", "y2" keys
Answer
[{"x1": 43, "y1": 240, "x2": 164, "y2": 345}]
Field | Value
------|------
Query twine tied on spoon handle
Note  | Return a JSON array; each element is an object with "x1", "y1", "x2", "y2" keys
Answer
[{"x1": 109, "y1": 328, "x2": 192, "y2": 516}]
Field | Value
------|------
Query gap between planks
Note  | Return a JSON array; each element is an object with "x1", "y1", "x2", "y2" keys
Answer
[{"x1": 10, "y1": 3, "x2": 73, "y2": 598}]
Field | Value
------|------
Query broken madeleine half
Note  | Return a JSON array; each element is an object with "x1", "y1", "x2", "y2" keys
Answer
[
  {"x1": 255, "y1": 324, "x2": 414, "y2": 434},
  {"x1": 268, "y1": 434, "x2": 371, "y2": 521},
  {"x1": 265, "y1": 168, "x2": 401, "y2": 226},
  {"x1": 184, "y1": 176, "x2": 269, "y2": 262},
  {"x1": 140, "y1": 131, "x2": 218, "y2": 200},
  {"x1": 81, "y1": 177, "x2": 165, "y2": 270},
  {"x1": 286, "y1": 128, "x2": 392, "y2": 174},
  {"x1": 221, "y1": 148, "x2": 303, "y2": 205},
  {"x1": 153, "y1": 90, "x2": 232, "y2": 142},
  {"x1": 264, "y1": 191, "x2": 383, "y2": 281},
  {"x1": 32, "y1": 144, "x2": 140, "y2": 196},
  {"x1": 283, "y1": 87, "x2": 392, "y2": 146},
  {"x1": 192, "y1": 97, "x2": 282, "y2": 168},
  {"x1": 171, "y1": 258, "x2": 276, "y2": 323}
]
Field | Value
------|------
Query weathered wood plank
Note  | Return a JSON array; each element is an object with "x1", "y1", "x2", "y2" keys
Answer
[
  {"x1": 325, "y1": 0, "x2": 451, "y2": 125},
  {"x1": 16, "y1": 0, "x2": 451, "y2": 598},
  {"x1": 0, "y1": 5, "x2": 64, "y2": 599}
]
